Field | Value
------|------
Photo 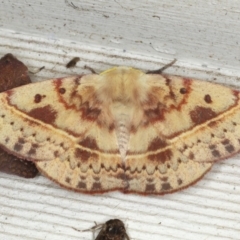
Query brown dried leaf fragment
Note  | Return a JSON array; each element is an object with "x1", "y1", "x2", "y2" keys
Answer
[
  {"x1": 0, "y1": 54, "x2": 31, "y2": 90},
  {"x1": 0, "y1": 53, "x2": 38, "y2": 178}
]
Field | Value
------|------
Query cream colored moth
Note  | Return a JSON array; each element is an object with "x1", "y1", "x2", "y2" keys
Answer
[{"x1": 0, "y1": 64, "x2": 239, "y2": 194}]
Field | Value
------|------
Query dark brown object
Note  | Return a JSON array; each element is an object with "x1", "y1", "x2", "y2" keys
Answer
[
  {"x1": 66, "y1": 57, "x2": 80, "y2": 68},
  {"x1": 0, "y1": 53, "x2": 38, "y2": 178},
  {"x1": 0, "y1": 54, "x2": 31, "y2": 90},
  {"x1": 95, "y1": 219, "x2": 130, "y2": 240}
]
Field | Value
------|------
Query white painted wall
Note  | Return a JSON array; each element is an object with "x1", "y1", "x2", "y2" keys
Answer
[{"x1": 0, "y1": 0, "x2": 240, "y2": 239}]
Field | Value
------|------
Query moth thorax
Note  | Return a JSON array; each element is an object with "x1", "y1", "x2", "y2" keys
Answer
[{"x1": 99, "y1": 67, "x2": 146, "y2": 104}]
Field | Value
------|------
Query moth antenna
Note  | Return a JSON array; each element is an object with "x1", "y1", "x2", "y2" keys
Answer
[
  {"x1": 84, "y1": 65, "x2": 97, "y2": 74},
  {"x1": 146, "y1": 58, "x2": 177, "y2": 74},
  {"x1": 72, "y1": 223, "x2": 104, "y2": 232}
]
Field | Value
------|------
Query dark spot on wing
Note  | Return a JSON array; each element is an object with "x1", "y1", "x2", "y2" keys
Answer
[
  {"x1": 74, "y1": 148, "x2": 98, "y2": 162},
  {"x1": 161, "y1": 182, "x2": 172, "y2": 191},
  {"x1": 92, "y1": 182, "x2": 102, "y2": 191},
  {"x1": 148, "y1": 137, "x2": 168, "y2": 151},
  {"x1": 190, "y1": 106, "x2": 217, "y2": 125},
  {"x1": 28, "y1": 105, "x2": 57, "y2": 125},
  {"x1": 78, "y1": 137, "x2": 99, "y2": 150},
  {"x1": 204, "y1": 94, "x2": 212, "y2": 103},
  {"x1": 34, "y1": 94, "x2": 42, "y2": 103},
  {"x1": 14, "y1": 143, "x2": 23, "y2": 152},
  {"x1": 180, "y1": 88, "x2": 187, "y2": 94},
  {"x1": 59, "y1": 88, "x2": 66, "y2": 94},
  {"x1": 148, "y1": 149, "x2": 172, "y2": 163},
  {"x1": 77, "y1": 181, "x2": 86, "y2": 189}
]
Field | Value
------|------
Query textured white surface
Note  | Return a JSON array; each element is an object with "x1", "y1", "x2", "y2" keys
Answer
[{"x1": 0, "y1": 0, "x2": 240, "y2": 239}]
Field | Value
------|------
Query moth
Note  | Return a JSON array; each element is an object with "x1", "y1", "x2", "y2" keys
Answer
[
  {"x1": 0, "y1": 62, "x2": 239, "y2": 194},
  {"x1": 66, "y1": 57, "x2": 80, "y2": 68},
  {"x1": 78, "y1": 219, "x2": 129, "y2": 240},
  {"x1": 0, "y1": 53, "x2": 38, "y2": 178}
]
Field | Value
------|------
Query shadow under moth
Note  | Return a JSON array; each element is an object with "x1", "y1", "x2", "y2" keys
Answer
[{"x1": 0, "y1": 58, "x2": 239, "y2": 194}]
